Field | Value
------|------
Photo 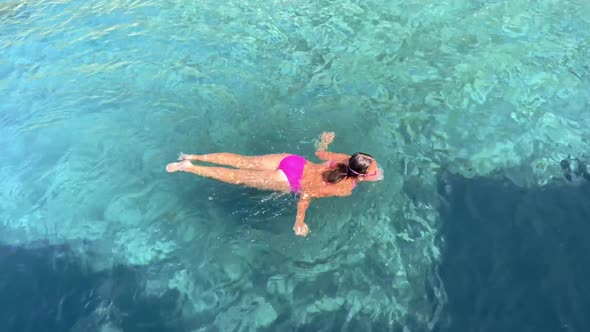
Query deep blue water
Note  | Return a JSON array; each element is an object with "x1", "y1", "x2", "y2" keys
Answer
[
  {"x1": 435, "y1": 175, "x2": 590, "y2": 332},
  {"x1": 0, "y1": 244, "x2": 185, "y2": 332}
]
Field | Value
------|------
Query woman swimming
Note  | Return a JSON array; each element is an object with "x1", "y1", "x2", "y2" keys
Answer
[{"x1": 165, "y1": 132, "x2": 383, "y2": 237}]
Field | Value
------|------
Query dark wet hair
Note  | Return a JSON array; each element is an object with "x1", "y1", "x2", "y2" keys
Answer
[{"x1": 322, "y1": 152, "x2": 374, "y2": 184}]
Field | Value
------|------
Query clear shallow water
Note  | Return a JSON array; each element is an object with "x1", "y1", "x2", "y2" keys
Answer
[{"x1": 1, "y1": 0, "x2": 589, "y2": 331}]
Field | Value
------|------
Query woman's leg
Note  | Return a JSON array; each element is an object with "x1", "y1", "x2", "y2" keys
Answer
[
  {"x1": 179, "y1": 153, "x2": 290, "y2": 170},
  {"x1": 166, "y1": 160, "x2": 291, "y2": 192}
]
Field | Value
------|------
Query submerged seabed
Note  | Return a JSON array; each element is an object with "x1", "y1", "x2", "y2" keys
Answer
[
  {"x1": 3, "y1": 177, "x2": 589, "y2": 332},
  {"x1": 0, "y1": 0, "x2": 589, "y2": 331}
]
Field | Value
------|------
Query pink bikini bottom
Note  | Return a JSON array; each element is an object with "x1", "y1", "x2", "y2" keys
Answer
[{"x1": 278, "y1": 154, "x2": 306, "y2": 193}]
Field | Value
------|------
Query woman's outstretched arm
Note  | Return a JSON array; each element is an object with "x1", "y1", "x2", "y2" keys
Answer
[
  {"x1": 293, "y1": 195, "x2": 311, "y2": 237},
  {"x1": 315, "y1": 131, "x2": 350, "y2": 162},
  {"x1": 315, "y1": 150, "x2": 350, "y2": 162}
]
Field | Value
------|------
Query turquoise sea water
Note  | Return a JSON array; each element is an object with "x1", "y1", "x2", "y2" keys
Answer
[{"x1": 1, "y1": 0, "x2": 589, "y2": 331}]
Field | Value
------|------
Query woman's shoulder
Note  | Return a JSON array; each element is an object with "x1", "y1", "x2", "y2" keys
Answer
[
  {"x1": 315, "y1": 151, "x2": 350, "y2": 163},
  {"x1": 320, "y1": 159, "x2": 346, "y2": 168}
]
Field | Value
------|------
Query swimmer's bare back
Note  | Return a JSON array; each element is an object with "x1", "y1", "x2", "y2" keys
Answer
[{"x1": 166, "y1": 132, "x2": 383, "y2": 237}]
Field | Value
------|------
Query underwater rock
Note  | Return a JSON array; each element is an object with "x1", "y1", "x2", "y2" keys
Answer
[
  {"x1": 70, "y1": 301, "x2": 122, "y2": 332},
  {"x1": 560, "y1": 156, "x2": 590, "y2": 184},
  {"x1": 213, "y1": 295, "x2": 277, "y2": 330},
  {"x1": 113, "y1": 227, "x2": 176, "y2": 265},
  {"x1": 254, "y1": 301, "x2": 278, "y2": 328},
  {"x1": 105, "y1": 194, "x2": 143, "y2": 226},
  {"x1": 307, "y1": 296, "x2": 345, "y2": 314}
]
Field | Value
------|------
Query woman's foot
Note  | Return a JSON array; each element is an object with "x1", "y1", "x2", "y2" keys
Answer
[
  {"x1": 178, "y1": 153, "x2": 197, "y2": 161},
  {"x1": 166, "y1": 160, "x2": 193, "y2": 172}
]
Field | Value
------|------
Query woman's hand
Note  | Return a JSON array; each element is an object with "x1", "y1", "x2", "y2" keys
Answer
[
  {"x1": 322, "y1": 131, "x2": 335, "y2": 144},
  {"x1": 315, "y1": 131, "x2": 335, "y2": 151},
  {"x1": 293, "y1": 222, "x2": 310, "y2": 237}
]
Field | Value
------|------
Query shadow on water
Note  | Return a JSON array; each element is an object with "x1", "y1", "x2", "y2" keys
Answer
[
  {"x1": 435, "y1": 174, "x2": 590, "y2": 332},
  {"x1": 0, "y1": 243, "x2": 188, "y2": 332}
]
